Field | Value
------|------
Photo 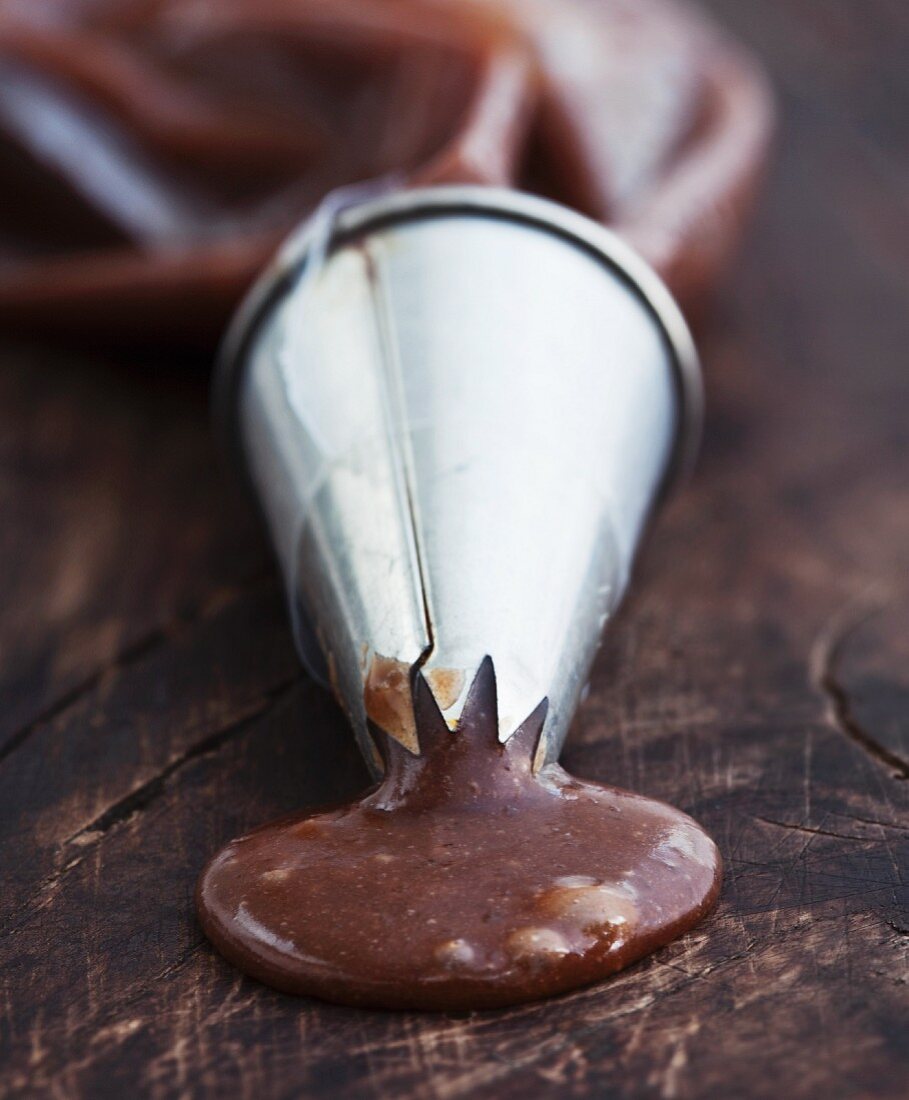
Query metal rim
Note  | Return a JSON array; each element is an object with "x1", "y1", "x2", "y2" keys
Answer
[{"x1": 214, "y1": 185, "x2": 703, "y2": 496}]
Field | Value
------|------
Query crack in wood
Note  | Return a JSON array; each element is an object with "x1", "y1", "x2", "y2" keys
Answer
[
  {"x1": 63, "y1": 674, "x2": 301, "y2": 849},
  {"x1": 0, "y1": 676, "x2": 302, "y2": 941},
  {"x1": 837, "y1": 812, "x2": 909, "y2": 833},
  {"x1": 811, "y1": 601, "x2": 909, "y2": 781},
  {"x1": 0, "y1": 568, "x2": 277, "y2": 771},
  {"x1": 752, "y1": 815, "x2": 891, "y2": 843},
  {"x1": 0, "y1": 629, "x2": 167, "y2": 769}
]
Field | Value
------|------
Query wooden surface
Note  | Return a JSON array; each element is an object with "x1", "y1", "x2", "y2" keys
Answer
[{"x1": 2, "y1": 2, "x2": 907, "y2": 1096}]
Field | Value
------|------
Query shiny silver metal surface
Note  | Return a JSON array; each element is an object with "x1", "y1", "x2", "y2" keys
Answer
[{"x1": 217, "y1": 185, "x2": 701, "y2": 770}]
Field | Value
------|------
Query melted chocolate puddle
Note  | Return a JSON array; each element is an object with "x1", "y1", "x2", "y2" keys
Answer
[{"x1": 197, "y1": 660, "x2": 720, "y2": 1010}]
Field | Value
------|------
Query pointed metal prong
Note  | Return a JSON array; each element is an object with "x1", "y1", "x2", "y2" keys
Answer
[
  {"x1": 412, "y1": 669, "x2": 454, "y2": 754},
  {"x1": 456, "y1": 657, "x2": 499, "y2": 743},
  {"x1": 507, "y1": 698, "x2": 549, "y2": 770}
]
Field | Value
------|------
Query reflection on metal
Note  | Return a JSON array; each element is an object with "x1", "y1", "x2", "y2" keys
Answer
[{"x1": 217, "y1": 186, "x2": 701, "y2": 771}]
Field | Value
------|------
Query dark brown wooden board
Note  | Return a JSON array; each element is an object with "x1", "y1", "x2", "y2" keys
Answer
[{"x1": 1, "y1": 2, "x2": 907, "y2": 1096}]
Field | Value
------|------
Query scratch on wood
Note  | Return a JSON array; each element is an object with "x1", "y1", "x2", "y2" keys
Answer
[{"x1": 657, "y1": 1019, "x2": 700, "y2": 1099}]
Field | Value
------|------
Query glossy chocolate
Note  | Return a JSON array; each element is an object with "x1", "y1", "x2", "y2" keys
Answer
[{"x1": 197, "y1": 661, "x2": 720, "y2": 1010}]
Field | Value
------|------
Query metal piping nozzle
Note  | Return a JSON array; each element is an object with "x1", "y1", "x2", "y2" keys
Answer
[{"x1": 216, "y1": 186, "x2": 701, "y2": 771}]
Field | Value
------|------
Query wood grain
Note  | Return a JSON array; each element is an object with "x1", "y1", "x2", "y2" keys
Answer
[{"x1": 1, "y1": 1, "x2": 907, "y2": 1096}]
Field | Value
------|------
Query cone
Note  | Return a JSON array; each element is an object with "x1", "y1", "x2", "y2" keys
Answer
[{"x1": 217, "y1": 186, "x2": 701, "y2": 771}]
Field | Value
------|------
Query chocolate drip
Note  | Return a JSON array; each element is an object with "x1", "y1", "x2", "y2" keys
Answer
[{"x1": 197, "y1": 661, "x2": 720, "y2": 1010}]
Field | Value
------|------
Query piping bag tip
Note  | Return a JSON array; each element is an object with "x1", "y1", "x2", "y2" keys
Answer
[{"x1": 216, "y1": 184, "x2": 701, "y2": 772}]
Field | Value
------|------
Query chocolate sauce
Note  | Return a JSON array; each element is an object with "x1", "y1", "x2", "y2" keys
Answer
[{"x1": 197, "y1": 661, "x2": 720, "y2": 1010}]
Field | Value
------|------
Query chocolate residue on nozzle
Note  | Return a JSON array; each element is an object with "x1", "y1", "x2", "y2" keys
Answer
[
  {"x1": 363, "y1": 654, "x2": 420, "y2": 754},
  {"x1": 197, "y1": 659, "x2": 721, "y2": 1011}
]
